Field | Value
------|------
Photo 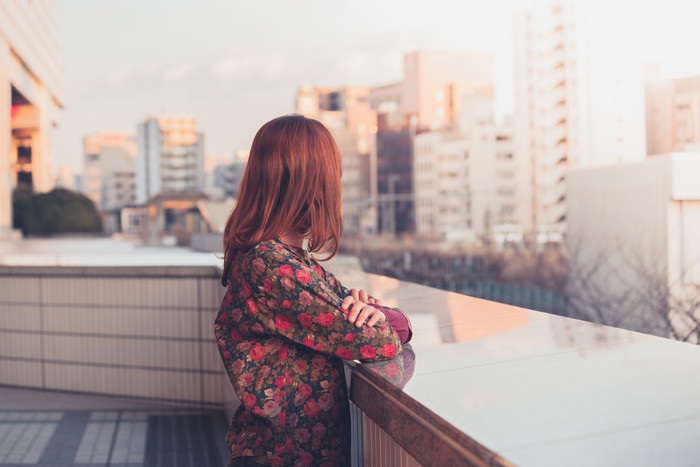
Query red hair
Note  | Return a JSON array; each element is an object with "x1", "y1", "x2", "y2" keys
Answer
[{"x1": 222, "y1": 115, "x2": 343, "y2": 286}]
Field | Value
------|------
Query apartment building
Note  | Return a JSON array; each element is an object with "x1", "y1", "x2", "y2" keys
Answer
[
  {"x1": 136, "y1": 116, "x2": 205, "y2": 203},
  {"x1": 514, "y1": 0, "x2": 645, "y2": 234},
  {"x1": 83, "y1": 132, "x2": 137, "y2": 211},
  {"x1": 646, "y1": 75, "x2": 700, "y2": 155},
  {"x1": 0, "y1": 1, "x2": 64, "y2": 238}
]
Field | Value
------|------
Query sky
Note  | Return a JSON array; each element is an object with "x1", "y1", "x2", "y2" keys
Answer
[{"x1": 53, "y1": 0, "x2": 700, "y2": 175}]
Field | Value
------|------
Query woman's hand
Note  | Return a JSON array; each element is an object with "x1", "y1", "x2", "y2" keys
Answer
[
  {"x1": 340, "y1": 291, "x2": 385, "y2": 327},
  {"x1": 348, "y1": 288, "x2": 382, "y2": 306}
]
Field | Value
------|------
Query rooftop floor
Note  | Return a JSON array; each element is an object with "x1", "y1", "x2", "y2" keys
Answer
[{"x1": 0, "y1": 387, "x2": 228, "y2": 466}]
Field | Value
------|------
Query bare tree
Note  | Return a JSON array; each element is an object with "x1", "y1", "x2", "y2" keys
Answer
[{"x1": 565, "y1": 237, "x2": 700, "y2": 344}]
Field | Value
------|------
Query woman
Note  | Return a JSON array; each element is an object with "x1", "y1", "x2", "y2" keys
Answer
[{"x1": 215, "y1": 115, "x2": 412, "y2": 467}]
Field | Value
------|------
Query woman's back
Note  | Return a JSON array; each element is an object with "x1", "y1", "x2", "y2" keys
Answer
[{"x1": 215, "y1": 238, "x2": 402, "y2": 466}]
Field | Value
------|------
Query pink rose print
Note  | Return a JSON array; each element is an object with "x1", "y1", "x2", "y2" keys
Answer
[
  {"x1": 257, "y1": 365, "x2": 271, "y2": 380},
  {"x1": 245, "y1": 298, "x2": 258, "y2": 314},
  {"x1": 384, "y1": 362, "x2": 400, "y2": 378},
  {"x1": 239, "y1": 282, "x2": 252, "y2": 299},
  {"x1": 243, "y1": 393, "x2": 256, "y2": 408},
  {"x1": 288, "y1": 413, "x2": 299, "y2": 427},
  {"x1": 263, "y1": 400, "x2": 281, "y2": 416},
  {"x1": 303, "y1": 399, "x2": 320, "y2": 416},
  {"x1": 334, "y1": 348, "x2": 353, "y2": 360},
  {"x1": 240, "y1": 373, "x2": 253, "y2": 387},
  {"x1": 281, "y1": 275, "x2": 295, "y2": 291},
  {"x1": 294, "y1": 428, "x2": 310, "y2": 444},
  {"x1": 382, "y1": 344, "x2": 397, "y2": 357},
  {"x1": 275, "y1": 315, "x2": 292, "y2": 332},
  {"x1": 299, "y1": 291, "x2": 313, "y2": 306},
  {"x1": 318, "y1": 393, "x2": 332, "y2": 411},
  {"x1": 250, "y1": 343, "x2": 266, "y2": 361},
  {"x1": 252, "y1": 257, "x2": 266, "y2": 275},
  {"x1": 293, "y1": 360, "x2": 308, "y2": 374},
  {"x1": 360, "y1": 345, "x2": 376, "y2": 359},
  {"x1": 302, "y1": 336, "x2": 315, "y2": 348},
  {"x1": 231, "y1": 359, "x2": 244, "y2": 374},
  {"x1": 312, "y1": 423, "x2": 326, "y2": 438},
  {"x1": 317, "y1": 313, "x2": 334, "y2": 326},
  {"x1": 299, "y1": 451, "x2": 314, "y2": 466},
  {"x1": 298, "y1": 313, "x2": 312, "y2": 328},
  {"x1": 295, "y1": 269, "x2": 312, "y2": 283},
  {"x1": 298, "y1": 384, "x2": 312, "y2": 399},
  {"x1": 229, "y1": 328, "x2": 243, "y2": 341},
  {"x1": 213, "y1": 239, "x2": 409, "y2": 466}
]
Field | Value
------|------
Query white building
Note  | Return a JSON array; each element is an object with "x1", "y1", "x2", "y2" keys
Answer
[
  {"x1": 567, "y1": 154, "x2": 700, "y2": 342},
  {"x1": 367, "y1": 50, "x2": 493, "y2": 132},
  {"x1": 210, "y1": 150, "x2": 248, "y2": 201},
  {"x1": 414, "y1": 100, "x2": 520, "y2": 241},
  {"x1": 136, "y1": 116, "x2": 204, "y2": 203},
  {"x1": 514, "y1": 0, "x2": 646, "y2": 234},
  {"x1": 646, "y1": 75, "x2": 700, "y2": 156},
  {"x1": 0, "y1": 1, "x2": 64, "y2": 238},
  {"x1": 83, "y1": 132, "x2": 136, "y2": 211}
]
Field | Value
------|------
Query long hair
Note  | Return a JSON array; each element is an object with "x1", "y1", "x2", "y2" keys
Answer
[{"x1": 221, "y1": 115, "x2": 343, "y2": 286}]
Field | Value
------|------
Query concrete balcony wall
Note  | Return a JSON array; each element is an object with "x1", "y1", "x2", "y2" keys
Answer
[{"x1": 0, "y1": 265, "x2": 232, "y2": 409}]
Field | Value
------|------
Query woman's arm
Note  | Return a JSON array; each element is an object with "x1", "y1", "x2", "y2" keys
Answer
[
  {"x1": 229, "y1": 244, "x2": 402, "y2": 363},
  {"x1": 316, "y1": 262, "x2": 413, "y2": 344}
]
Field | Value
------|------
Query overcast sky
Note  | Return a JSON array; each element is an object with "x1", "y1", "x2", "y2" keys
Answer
[{"x1": 53, "y1": 0, "x2": 700, "y2": 175}]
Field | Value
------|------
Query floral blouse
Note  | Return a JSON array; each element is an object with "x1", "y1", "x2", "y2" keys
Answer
[{"x1": 214, "y1": 239, "x2": 412, "y2": 466}]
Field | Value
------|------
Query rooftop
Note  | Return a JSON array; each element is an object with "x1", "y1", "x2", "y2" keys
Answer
[{"x1": 0, "y1": 386, "x2": 228, "y2": 466}]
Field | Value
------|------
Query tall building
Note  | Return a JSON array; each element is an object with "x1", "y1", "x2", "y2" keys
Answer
[
  {"x1": 297, "y1": 85, "x2": 378, "y2": 235},
  {"x1": 135, "y1": 116, "x2": 204, "y2": 203},
  {"x1": 514, "y1": 0, "x2": 646, "y2": 234},
  {"x1": 210, "y1": 150, "x2": 248, "y2": 201},
  {"x1": 567, "y1": 153, "x2": 700, "y2": 342},
  {"x1": 367, "y1": 50, "x2": 493, "y2": 132},
  {"x1": 83, "y1": 132, "x2": 136, "y2": 211},
  {"x1": 368, "y1": 50, "x2": 495, "y2": 236},
  {"x1": 646, "y1": 75, "x2": 700, "y2": 156},
  {"x1": 0, "y1": 1, "x2": 64, "y2": 238},
  {"x1": 414, "y1": 107, "x2": 519, "y2": 241}
]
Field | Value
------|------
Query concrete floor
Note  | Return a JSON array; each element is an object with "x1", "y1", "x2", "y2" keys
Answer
[{"x1": 0, "y1": 387, "x2": 229, "y2": 466}]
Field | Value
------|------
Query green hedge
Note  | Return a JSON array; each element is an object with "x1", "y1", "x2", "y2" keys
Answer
[{"x1": 12, "y1": 188, "x2": 102, "y2": 236}]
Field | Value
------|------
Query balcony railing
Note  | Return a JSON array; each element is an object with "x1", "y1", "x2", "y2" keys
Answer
[{"x1": 2, "y1": 255, "x2": 700, "y2": 466}]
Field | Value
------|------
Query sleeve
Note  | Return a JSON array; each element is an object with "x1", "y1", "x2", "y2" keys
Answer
[
  {"x1": 240, "y1": 245, "x2": 402, "y2": 363},
  {"x1": 317, "y1": 259, "x2": 413, "y2": 344},
  {"x1": 369, "y1": 304, "x2": 413, "y2": 345}
]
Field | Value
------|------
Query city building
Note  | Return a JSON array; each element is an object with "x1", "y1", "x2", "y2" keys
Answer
[
  {"x1": 414, "y1": 106, "x2": 520, "y2": 242},
  {"x1": 368, "y1": 50, "x2": 495, "y2": 236},
  {"x1": 566, "y1": 153, "x2": 700, "y2": 342},
  {"x1": 514, "y1": 0, "x2": 646, "y2": 235},
  {"x1": 0, "y1": 1, "x2": 64, "y2": 238},
  {"x1": 135, "y1": 116, "x2": 205, "y2": 203},
  {"x1": 367, "y1": 50, "x2": 493, "y2": 132},
  {"x1": 82, "y1": 132, "x2": 137, "y2": 211},
  {"x1": 209, "y1": 150, "x2": 248, "y2": 202},
  {"x1": 297, "y1": 85, "x2": 377, "y2": 235},
  {"x1": 646, "y1": 75, "x2": 700, "y2": 155}
]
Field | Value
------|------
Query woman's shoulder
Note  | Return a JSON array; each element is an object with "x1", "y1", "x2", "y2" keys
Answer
[{"x1": 240, "y1": 239, "x2": 296, "y2": 264}]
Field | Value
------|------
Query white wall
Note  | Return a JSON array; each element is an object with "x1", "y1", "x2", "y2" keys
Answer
[{"x1": 566, "y1": 154, "x2": 700, "y2": 339}]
